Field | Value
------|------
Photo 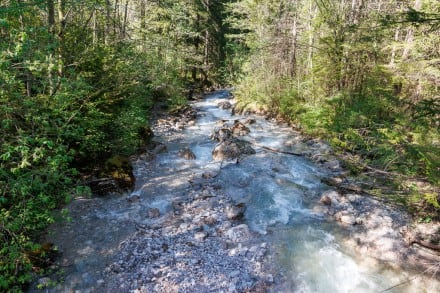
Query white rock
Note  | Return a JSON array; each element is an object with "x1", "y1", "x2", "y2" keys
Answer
[
  {"x1": 194, "y1": 231, "x2": 208, "y2": 241},
  {"x1": 340, "y1": 215, "x2": 356, "y2": 225},
  {"x1": 226, "y1": 224, "x2": 251, "y2": 242}
]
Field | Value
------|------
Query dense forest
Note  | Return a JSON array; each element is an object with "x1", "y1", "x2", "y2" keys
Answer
[{"x1": 0, "y1": 0, "x2": 439, "y2": 290}]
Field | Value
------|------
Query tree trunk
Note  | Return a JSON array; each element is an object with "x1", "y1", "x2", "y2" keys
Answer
[
  {"x1": 47, "y1": 0, "x2": 55, "y2": 34},
  {"x1": 93, "y1": 9, "x2": 97, "y2": 45},
  {"x1": 105, "y1": 0, "x2": 111, "y2": 45},
  {"x1": 290, "y1": 15, "x2": 297, "y2": 78},
  {"x1": 47, "y1": 0, "x2": 55, "y2": 95},
  {"x1": 307, "y1": 0, "x2": 317, "y2": 73},
  {"x1": 57, "y1": 0, "x2": 65, "y2": 77},
  {"x1": 402, "y1": 0, "x2": 422, "y2": 59},
  {"x1": 140, "y1": 0, "x2": 146, "y2": 46},
  {"x1": 122, "y1": 0, "x2": 129, "y2": 39},
  {"x1": 389, "y1": 27, "x2": 400, "y2": 66},
  {"x1": 114, "y1": 0, "x2": 119, "y2": 36}
]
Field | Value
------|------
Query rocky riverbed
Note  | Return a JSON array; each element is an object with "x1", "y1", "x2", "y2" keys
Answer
[{"x1": 31, "y1": 90, "x2": 439, "y2": 292}]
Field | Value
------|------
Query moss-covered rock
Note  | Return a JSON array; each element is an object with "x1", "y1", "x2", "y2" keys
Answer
[
  {"x1": 87, "y1": 155, "x2": 135, "y2": 196},
  {"x1": 104, "y1": 155, "x2": 135, "y2": 189}
]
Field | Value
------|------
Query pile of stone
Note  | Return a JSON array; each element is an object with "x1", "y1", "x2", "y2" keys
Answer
[
  {"x1": 210, "y1": 120, "x2": 255, "y2": 161},
  {"x1": 153, "y1": 105, "x2": 198, "y2": 136},
  {"x1": 104, "y1": 185, "x2": 273, "y2": 292}
]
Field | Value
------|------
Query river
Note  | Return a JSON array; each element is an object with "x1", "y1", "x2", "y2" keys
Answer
[{"x1": 31, "y1": 90, "x2": 439, "y2": 292}]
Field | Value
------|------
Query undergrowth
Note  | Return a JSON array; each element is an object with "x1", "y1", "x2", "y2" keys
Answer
[{"x1": 233, "y1": 72, "x2": 439, "y2": 218}]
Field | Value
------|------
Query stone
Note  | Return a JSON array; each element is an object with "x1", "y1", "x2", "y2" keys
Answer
[
  {"x1": 211, "y1": 127, "x2": 232, "y2": 142},
  {"x1": 231, "y1": 121, "x2": 250, "y2": 136},
  {"x1": 244, "y1": 118, "x2": 256, "y2": 125},
  {"x1": 194, "y1": 232, "x2": 207, "y2": 241},
  {"x1": 340, "y1": 215, "x2": 356, "y2": 225},
  {"x1": 322, "y1": 176, "x2": 344, "y2": 186},
  {"x1": 212, "y1": 139, "x2": 255, "y2": 161},
  {"x1": 320, "y1": 195, "x2": 332, "y2": 206},
  {"x1": 320, "y1": 190, "x2": 341, "y2": 207},
  {"x1": 225, "y1": 203, "x2": 246, "y2": 220},
  {"x1": 218, "y1": 101, "x2": 233, "y2": 109},
  {"x1": 178, "y1": 148, "x2": 196, "y2": 160},
  {"x1": 147, "y1": 208, "x2": 161, "y2": 218},
  {"x1": 226, "y1": 224, "x2": 251, "y2": 242},
  {"x1": 324, "y1": 160, "x2": 341, "y2": 170}
]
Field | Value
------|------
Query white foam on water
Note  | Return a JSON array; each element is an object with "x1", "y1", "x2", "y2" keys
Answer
[
  {"x1": 246, "y1": 180, "x2": 306, "y2": 235},
  {"x1": 172, "y1": 91, "x2": 439, "y2": 292}
]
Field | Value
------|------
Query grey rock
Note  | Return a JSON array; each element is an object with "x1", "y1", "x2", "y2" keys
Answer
[
  {"x1": 211, "y1": 127, "x2": 232, "y2": 142},
  {"x1": 212, "y1": 139, "x2": 255, "y2": 161},
  {"x1": 147, "y1": 208, "x2": 160, "y2": 218},
  {"x1": 231, "y1": 121, "x2": 250, "y2": 136},
  {"x1": 320, "y1": 195, "x2": 332, "y2": 206},
  {"x1": 340, "y1": 215, "x2": 356, "y2": 225},
  {"x1": 226, "y1": 224, "x2": 251, "y2": 242},
  {"x1": 218, "y1": 101, "x2": 233, "y2": 109},
  {"x1": 225, "y1": 203, "x2": 246, "y2": 220},
  {"x1": 194, "y1": 231, "x2": 208, "y2": 241},
  {"x1": 178, "y1": 148, "x2": 196, "y2": 160}
]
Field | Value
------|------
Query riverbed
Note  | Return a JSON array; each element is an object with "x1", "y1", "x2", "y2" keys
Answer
[{"x1": 31, "y1": 90, "x2": 440, "y2": 292}]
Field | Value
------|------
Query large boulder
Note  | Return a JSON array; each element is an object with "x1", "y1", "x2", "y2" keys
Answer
[{"x1": 212, "y1": 139, "x2": 255, "y2": 161}]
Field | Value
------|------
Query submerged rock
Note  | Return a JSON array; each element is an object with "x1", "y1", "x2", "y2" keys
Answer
[
  {"x1": 147, "y1": 208, "x2": 161, "y2": 218},
  {"x1": 151, "y1": 142, "x2": 168, "y2": 155},
  {"x1": 178, "y1": 148, "x2": 196, "y2": 160}
]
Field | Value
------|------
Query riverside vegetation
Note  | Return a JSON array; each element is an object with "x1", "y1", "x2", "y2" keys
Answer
[{"x1": 0, "y1": 0, "x2": 439, "y2": 291}]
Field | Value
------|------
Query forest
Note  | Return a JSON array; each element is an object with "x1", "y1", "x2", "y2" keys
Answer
[{"x1": 0, "y1": 0, "x2": 439, "y2": 290}]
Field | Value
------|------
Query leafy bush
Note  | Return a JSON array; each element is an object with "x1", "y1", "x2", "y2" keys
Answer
[{"x1": 0, "y1": 37, "x2": 165, "y2": 290}]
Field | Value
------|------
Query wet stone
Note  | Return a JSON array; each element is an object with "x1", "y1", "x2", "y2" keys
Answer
[
  {"x1": 225, "y1": 203, "x2": 246, "y2": 220},
  {"x1": 218, "y1": 101, "x2": 233, "y2": 109},
  {"x1": 178, "y1": 148, "x2": 196, "y2": 160},
  {"x1": 147, "y1": 208, "x2": 160, "y2": 218}
]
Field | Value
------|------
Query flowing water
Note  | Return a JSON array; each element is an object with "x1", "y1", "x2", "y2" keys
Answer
[
  {"x1": 172, "y1": 90, "x2": 432, "y2": 293},
  {"x1": 33, "y1": 90, "x2": 437, "y2": 292}
]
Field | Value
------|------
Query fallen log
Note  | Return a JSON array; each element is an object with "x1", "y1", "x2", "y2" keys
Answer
[
  {"x1": 401, "y1": 227, "x2": 440, "y2": 252},
  {"x1": 255, "y1": 144, "x2": 302, "y2": 156}
]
